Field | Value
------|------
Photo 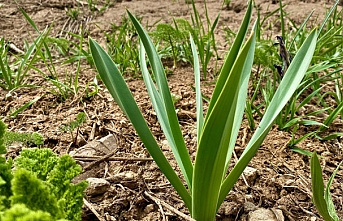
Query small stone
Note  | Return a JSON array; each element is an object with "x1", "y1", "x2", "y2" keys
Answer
[
  {"x1": 5, "y1": 92, "x2": 14, "y2": 101},
  {"x1": 112, "y1": 171, "x2": 137, "y2": 182},
  {"x1": 110, "y1": 171, "x2": 138, "y2": 189},
  {"x1": 244, "y1": 202, "x2": 257, "y2": 212},
  {"x1": 248, "y1": 208, "x2": 284, "y2": 221},
  {"x1": 296, "y1": 106, "x2": 306, "y2": 116},
  {"x1": 85, "y1": 178, "x2": 110, "y2": 196},
  {"x1": 144, "y1": 204, "x2": 155, "y2": 213},
  {"x1": 243, "y1": 166, "x2": 258, "y2": 184}
]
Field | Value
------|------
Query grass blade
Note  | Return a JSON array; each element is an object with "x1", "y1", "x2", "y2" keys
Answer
[
  {"x1": 319, "y1": 101, "x2": 343, "y2": 132},
  {"x1": 288, "y1": 10, "x2": 314, "y2": 51},
  {"x1": 325, "y1": 160, "x2": 342, "y2": 221},
  {"x1": 290, "y1": 146, "x2": 314, "y2": 156},
  {"x1": 318, "y1": 0, "x2": 340, "y2": 36},
  {"x1": 10, "y1": 97, "x2": 41, "y2": 118}
]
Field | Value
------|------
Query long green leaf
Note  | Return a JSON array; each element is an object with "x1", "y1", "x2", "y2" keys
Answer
[
  {"x1": 19, "y1": 7, "x2": 58, "y2": 77},
  {"x1": 127, "y1": 11, "x2": 193, "y2": 189},
  {"x1": 190, "y1": 36, "x2": 204, "y2": 142},
  {"x1": 192, "y1": 29, "x2": 255, "y2": 220},
  {"x1": 206, "y1": 0, "x2": 253, "y2": 119},
  {"x1": 311, "y1": 152, "x2": 334, "y2": 221},
  {"x1": 319, "y1": 101, "x2": 343, "y2": 132},
  {"x1": 318, "y1": 0, "x2": 340, "y2": 36},
  {"x1": 10, "y1": 96, "x2": 41, "y2": 118},
  {"x1": 139, "y1": 42, "x2": 193, "y2": 194},
  {"x1": 218, "y1": 29, "x2": 318, "y2": 209},
  {"x1": 89, "y1": 38, "x2": 191, "y2": 210},
  {"x1": 225, "y1": 21, "x2": 257, "y2": 170},
  {"x1": 288, "y1": 10, "x2": 314, "y2": 51},
  {"x1": 0, "y1": 48, "x2": 12, "y2": 89}
]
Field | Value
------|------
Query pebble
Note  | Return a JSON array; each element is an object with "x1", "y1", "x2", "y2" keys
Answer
[
  {"x1": 85, "y1": 178, "x2": 110, "y2": 196},
  {"x1": 248, "y1": 208, "x2": 284, "y2": 221}
]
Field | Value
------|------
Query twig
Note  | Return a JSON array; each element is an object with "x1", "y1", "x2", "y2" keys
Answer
[
  {"x1": 147, "y1": 192, "x2": 166, "y2": 221},
  {"x1": 74, "y1": 155, "x2": 154, "y2": 162},
  {"x1": 241, "y1": 127, "x2": 248, "y2": 147},
  {"x1": 90, "y1": 122, "x2": 97, "y2": 141},
  {"x1": 278, "y1": 206, "x2": 295, "y2": 221},
  {"x1": 59, "y1": 17, "x2": 71, "y2": 37},
  {"x1": 83, "y1": 198, "x2": 106, "y2": 221},
  {"x1": 83, "y1": 151, "x2": 116, "y2": 170},
  {"x1": 144, "y1": 191, "x2": 195, "y2": 221}
]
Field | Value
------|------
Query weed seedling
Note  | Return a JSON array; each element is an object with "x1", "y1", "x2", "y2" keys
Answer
[
  {"x1": 105, "y1": 16, "x2": 140, "y2": 76},
  {"x1": 310, "y1": 152, "x2": 342, "y2": 221},
  {"x1": 0, "y1": 34, "x2": 46, "y2": 90},
  {"x1": 61, "y1": 112, "x2": 87, "y2": 146},
  {"x1": 66, "y1": 7, "x2": 80, "y2": 20}
]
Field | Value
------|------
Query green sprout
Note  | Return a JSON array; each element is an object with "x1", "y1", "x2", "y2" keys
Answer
[
  {"x1": 310, "y1": 152, "x2": 342, "y2": 221},
  {"x1": 61, "y1": 112, "x2": 86, "y2": 146}
]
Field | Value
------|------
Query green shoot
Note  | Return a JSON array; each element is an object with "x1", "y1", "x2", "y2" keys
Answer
[
  {"x1": 310, "y1": 152, "x2": 342, "y2": 221},
  {"x1": 9, "y1": 96, "x2": 41, "y2": 119},
  {"x1": 85, "y1": 76, "x2": 100, "y2": 99},
  {"x1": 104, "y1": 16, "x2": 140, "y2": 77},
  {"x1": 61, "y1": 112, "x2": 87, "y2": 146},
  {"x1": 66, "y1": 7, "x2": 80, "y2": 20},
  {"x1": 189, "y1": 0, "x2": 219, "y2": 79},
  {"x1": 0, "y1": 34, "x2": 46, "y2": 90}
]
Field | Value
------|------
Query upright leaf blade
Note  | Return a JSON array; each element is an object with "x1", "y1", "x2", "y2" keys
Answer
[
  {"x1": 190, "y1": 36, "x2": 204, "y2": 141},
  {"x1": 311, "y1": 152, "x2": 334, "y2": 221},
  {"x1": 325, "y1": 160, "x2": 342, "y2": 221},
  {"x1": 206, "y1": 0, "x2": 253, "y2": 119},
  {"x1": 89, "y1": 38, "x2": 191, "y2": 210},
  {"x1": 128, "y1": 11, "x2": 194, "y2": 189},
  {"x1": 192, "y1": 30, "x2": 255, "y2": 220},
  {"x1": 225, "y1": 21, "x2": 257, "y2": 170},
  {"x1": 218, "y1": 29, "x2": 318, "y2": 208}
]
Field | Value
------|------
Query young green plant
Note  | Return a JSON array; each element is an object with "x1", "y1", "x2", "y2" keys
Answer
[
  {"x1": 310, "y1": 152, "x2": 342, "y2": 221},
  {"x1": 105, "y1": 16, "x2": 140, "y2": 77},
  {"x1": 0, "y1": 33, "x2": 46, "y2": 90},
  {"x1": 89, "y1": 1, "x2": 317, "y2": 218},
  {"x1": 61, "y1": 112, "x2": 87, "y2": 146}
]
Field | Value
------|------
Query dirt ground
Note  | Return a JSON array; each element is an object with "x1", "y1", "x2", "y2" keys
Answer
[{"x1": 1, "y1": 0, "x2": 343, "y2": 220}]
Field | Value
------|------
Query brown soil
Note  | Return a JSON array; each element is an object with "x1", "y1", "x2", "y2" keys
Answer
[{"x1": 1, "y1": 0, "x2": 342, "y2": 220}]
